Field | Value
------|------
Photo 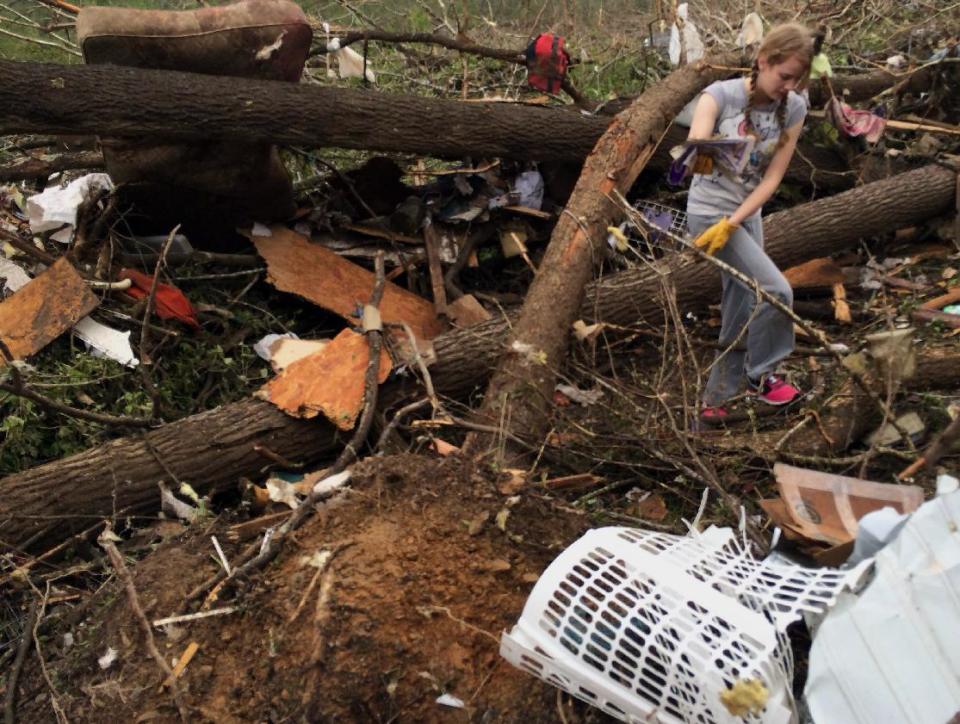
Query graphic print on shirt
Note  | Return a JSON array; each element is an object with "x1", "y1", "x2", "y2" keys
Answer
[{"x1": 706, "y1": 105, "x2": 782, "y2": 186}]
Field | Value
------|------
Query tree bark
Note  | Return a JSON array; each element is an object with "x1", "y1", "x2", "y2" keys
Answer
[
  {"x1": 1, "y1": 166, "x2": 955, "y2": 549},
  {"x1": 1, "y1": 60, "x2": 847, "y2": 191},
  {"x1": 0, "y1": 60, "x2": 603, "y2": 163},
  {"x1": 466, "y1": 56, "x2": 737, "y2": 460},
  {"x1": 0, "y1": 400, "x2": 343, "y2": 551}
]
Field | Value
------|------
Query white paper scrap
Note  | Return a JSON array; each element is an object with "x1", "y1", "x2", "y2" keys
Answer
[
  {"x1": 266, "y1": 478, "x2": 303, "y2": 510},
  {"x1": 0, "y1": 257, "x2": 31, "y2": 294},
  {"x1": 435, "y1": 693, "x2": 465, "y2": 708},
  {"x1": 98, "y1": 646, "x2": 118, "y2": 670},
  {"x1": 253, "y1": 332, "x2": 298, "y2": 362},
  {"x1": 73, "y1": 316, "x2": 139, "y2": 368},
  {"x1": 27, "y1": 173, "x2": 113, "y2": 242},
  {"x1": 335, "y1": 46, "x2": 376, "y2": 82},
  {"x1": 312, "y1": 469, "x2": 351, "y2": 496}
]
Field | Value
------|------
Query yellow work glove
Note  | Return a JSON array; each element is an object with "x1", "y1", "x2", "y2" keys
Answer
[{"x1": 692, "y1": 217, "x2": 738, "y2": 256}]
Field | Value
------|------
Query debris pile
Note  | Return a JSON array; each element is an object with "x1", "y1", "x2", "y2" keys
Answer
[{"x1": 1, "y1": 0, "x2": 959, "y2": 721}]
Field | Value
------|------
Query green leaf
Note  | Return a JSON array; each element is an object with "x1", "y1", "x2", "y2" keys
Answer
[{"x1": 810, "y1": 53, "x2": 833, "y2": 80}]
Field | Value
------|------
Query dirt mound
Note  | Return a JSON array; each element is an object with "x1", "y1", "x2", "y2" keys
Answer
[{"x1": 18, "y1": 454, "x2": 597, "y2": 722}]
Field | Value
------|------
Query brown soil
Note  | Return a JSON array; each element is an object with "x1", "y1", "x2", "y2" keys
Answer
[{"x1": 17, "y1": 454, "x2": 598, "y2": 723}]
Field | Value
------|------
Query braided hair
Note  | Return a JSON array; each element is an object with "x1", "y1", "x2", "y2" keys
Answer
[{"x1": 743, "y1": 23, "x2": 814, "y2": 151}]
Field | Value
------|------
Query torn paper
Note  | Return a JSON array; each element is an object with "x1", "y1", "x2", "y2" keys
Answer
[
  {"x1": 73, "y1": 316, "x2": 139, "y2": 368},
  {"x1": 27, "y1": 173, "x2": 113, "y2": 243}
]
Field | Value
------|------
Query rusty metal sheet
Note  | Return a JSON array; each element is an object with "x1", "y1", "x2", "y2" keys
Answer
[
  {"x1": 258, "y1": 328, "x2": 391, "y2": 429},
  {"x1": 0, "y1": 257, "x2": 98, "y2": 364},
  {"x1": 249, "y1": 226, "x2": 444, "y2": 342}
]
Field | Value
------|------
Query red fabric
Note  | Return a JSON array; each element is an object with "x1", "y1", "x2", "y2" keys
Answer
[
  {"x1": 120, "y1": 268, "x2": 201, "y2": 330},
  {"x1": 525, "y1": 33, "x2": 570, "y2": 94}
]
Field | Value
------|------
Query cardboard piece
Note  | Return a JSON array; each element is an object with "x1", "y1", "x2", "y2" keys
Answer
[
  {"x1": 767, "y1": 463, "x2": 924, "y2": 546},
  {"x1": 0, "y1": 258, "x2": 98, "y2": 364},
  {"x1": 258, "y1": 328, "x2": 391, "y2": 429},
  {"x1": 249, "y1": 225, "x2": 443, "y2": 343}
]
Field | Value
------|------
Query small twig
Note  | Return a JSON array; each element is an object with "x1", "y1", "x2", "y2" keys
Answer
[
  {"x1": 375, "y1": 398, "x2": 431, "y2": 453},
  {"x1": 99, "y1": 527, "x2": 189, "y2": 722},
  {"x1": 140, "y1": 225, "x2": 180, "y2": 367},
  {"x1": 0, "y1": 340, "x2": 153, "y2": 428},
  {"x1": 899, "y1": 414, "x2": 960, "y2": 480},
  {"x1": 27, "y1": 583, "x2": 67, "y2": 724},
  {"x1": 252, "y1": 443, "x2": 304, "y2": 470},
  {"x1": 152, "y1": 607, "x2": 237, "y2": 628},
  {"x1": 4, "y1": 599, "x2": 39, "y2": 724},
  {"x1": 0, "y1": 227, "x2": 58, "y2": 266}
]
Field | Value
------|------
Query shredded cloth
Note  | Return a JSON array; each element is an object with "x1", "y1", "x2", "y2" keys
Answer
[
  {"x1": 825, "y1": 97, "x2": 886, "y2": 143},
  {"x1": 119, "y1": 268, "x2": 201, "y2": 330}
]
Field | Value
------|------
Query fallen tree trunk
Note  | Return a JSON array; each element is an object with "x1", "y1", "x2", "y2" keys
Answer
[
  {"x1": 0, "y1": 401, "x2": 344, "y2": 551},
  {"x1": 1, "y1": 165, "x2": 955, "y2": 548},
  {"x1": 1, "y1": 60, "x2": 847, "y2": 190},
  {"x1": 431, "y1": 163, "x2": 958, "y2": 397},
  {"x1": 468, "y1": 56, "x2": 734, "y2": 460}
]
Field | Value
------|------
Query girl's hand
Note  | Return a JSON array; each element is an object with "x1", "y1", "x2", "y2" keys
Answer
[{"x1": 693, "y1": 217, "x2": 738, "y2": 256}]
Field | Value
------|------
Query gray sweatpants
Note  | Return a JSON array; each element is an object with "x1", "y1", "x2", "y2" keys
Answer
[{"x1": 687, "y1": 213, "x2": 794, "y2": 406}]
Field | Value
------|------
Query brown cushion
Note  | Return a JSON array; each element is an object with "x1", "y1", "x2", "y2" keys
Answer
[{"x1": 76, "y1": 0, "x2": 313, "y2": 224}]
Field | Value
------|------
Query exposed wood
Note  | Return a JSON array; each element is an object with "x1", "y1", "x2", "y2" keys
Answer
[
  {"x1": 423, "y1": 221, "x2": 448, "y2": 316},
  {"x1": 899, "y1": 414, "x2": 960, "y2": 479},
  {"x1": 469, "y1": 55, "x2": 737, "y2": 460},
  {"x1": 250, "y1": 225, "x2": 443, "y2": 341},
  {"x1": 258, "y1": 328, "x2": 392, "y2": 429}
]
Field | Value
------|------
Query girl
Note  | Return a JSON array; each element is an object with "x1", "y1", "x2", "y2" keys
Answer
[{"x1": 685, "y1": 23, "x2": 814, "y2": 422}]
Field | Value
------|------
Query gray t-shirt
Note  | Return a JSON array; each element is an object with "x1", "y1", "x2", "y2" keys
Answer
[{"x1": 686, "y1": 78, "x2": 807, "y2": 219}]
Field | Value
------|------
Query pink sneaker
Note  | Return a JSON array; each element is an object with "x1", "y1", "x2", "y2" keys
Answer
[
  {"x1": 700, "y1": 405, "x2": 729, "y2": 424},
  {"x1": 751, "y1": 374, "x2": 800, "y2": 406}
]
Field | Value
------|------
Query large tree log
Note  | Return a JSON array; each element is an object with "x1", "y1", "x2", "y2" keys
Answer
[
  {"x1": 0, "y1": 400, "x2": 344, "y2": 551},
  {"x1": 1, "y1": 60, "x2": 849, "y2": 191},
  {"x1": 1, "y1": 165, "x2": 955, "y2": 549},
  {"x1": 431, "y1": 163, "x2": 958, "y2": 397},
  {"x1": 468, "y1": 57, "x2": 733, "y2": 460}
]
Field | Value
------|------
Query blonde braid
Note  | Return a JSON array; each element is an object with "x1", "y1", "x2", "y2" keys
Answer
[
  {"x1": 774, "y1": 100, "x2": 789, "y2": 150},
  {"x1": 743, "y1": 60, "x2": 761, "y2": 142}
]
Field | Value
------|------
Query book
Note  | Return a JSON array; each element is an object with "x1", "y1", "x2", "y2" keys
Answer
[{"x1": 667, "y1": 136, "x2": 756, "y2": 185}]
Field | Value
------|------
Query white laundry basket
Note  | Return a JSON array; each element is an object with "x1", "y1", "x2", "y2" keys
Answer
[{"x1": 501, "y1": 527, "x2": 867, "y2": 724}]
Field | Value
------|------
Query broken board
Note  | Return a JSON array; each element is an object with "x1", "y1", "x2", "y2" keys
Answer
[
  {"x1": 249, "y1": 225, "x2": 444, "y2": 342},
  {"x1": 0, "y1": 257, "x2": 98, "y2": 365},
  {"x1": 258, "y1": 328, "x2": 391, "y2": 430}
]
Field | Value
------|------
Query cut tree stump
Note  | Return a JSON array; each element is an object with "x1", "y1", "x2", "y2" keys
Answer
[
  {"x1": 1, "y1": 60, "x2": 848, "y2": 190},
  {"x1": 0, "y1": 165, "x2": 956, "y2": 549},
  {"x1": 466, "y1": 55, "x2": 736, "y2": 461}
]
